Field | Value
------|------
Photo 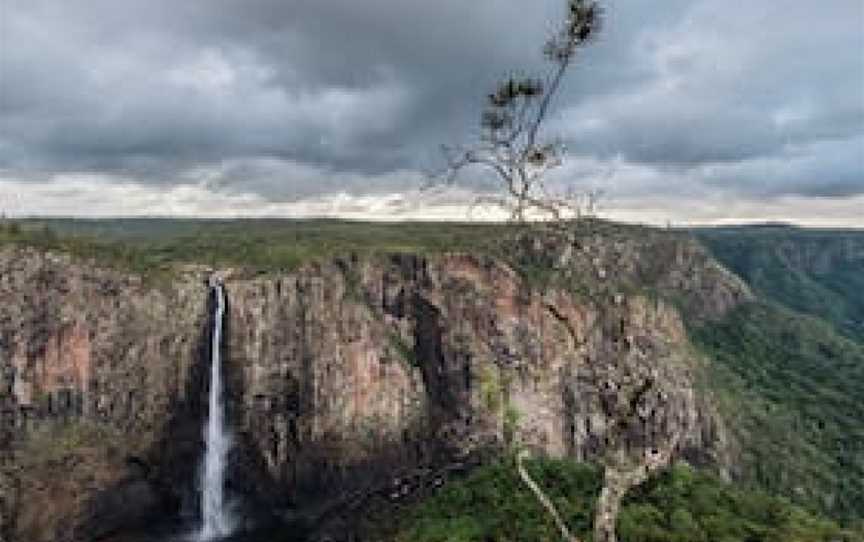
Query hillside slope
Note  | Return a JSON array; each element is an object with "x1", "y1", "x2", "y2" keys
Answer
[
  {"x1": 694, "y1": 225, "x2": 864, "y2": 341},
  {"x1": 690, "y1": 225, "x2": 864, "y2": 522},
  {"x1": 692, "y1": 303, "x2": 864, "y2": 521}
]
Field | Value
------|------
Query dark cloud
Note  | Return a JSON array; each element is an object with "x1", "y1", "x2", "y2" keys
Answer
[{"x1": 0, "y1": 0, "x2": 861, "y2": 206}]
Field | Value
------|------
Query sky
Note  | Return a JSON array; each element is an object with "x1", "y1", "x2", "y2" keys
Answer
[{"x1": 1, "y1": 0, "x2": 862, "y2": 225}]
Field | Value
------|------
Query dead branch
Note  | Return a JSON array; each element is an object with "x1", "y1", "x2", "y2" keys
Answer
[
  {"x1": 517, "y1": 450, "x2": 581, "y2": 542},
  {"x1": 435, "y1": 0, "x2": 604, "y2": 224}
]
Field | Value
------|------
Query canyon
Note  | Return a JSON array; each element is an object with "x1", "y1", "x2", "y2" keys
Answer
[{"x1": 0, "y1": 227, "x2": 753, "y2": 541}]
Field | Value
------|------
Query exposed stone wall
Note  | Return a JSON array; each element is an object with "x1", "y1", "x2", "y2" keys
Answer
[
  {"x1": 0, "y1": 248, "x2": 209, "y2": 542},
  {"x1": 225, "y1": 249, "x2": 737, "y2": 511},
  {"x1": 223, "y1": 265, "x2": 430, "y2": 506},
  {"x1": 0, "y1": 226, "x2": 750, "y2": 540},
  {"x1": 505, "y1": 227, "x2": 753, "y2": 323}
]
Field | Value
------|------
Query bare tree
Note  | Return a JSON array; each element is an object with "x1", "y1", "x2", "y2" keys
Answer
[
  {"x1": 441, "y1": 0, "x2": 603, "y2": 224},
  {"x1": 438, "y1": 4, "x2": 687, "y2": 541}
]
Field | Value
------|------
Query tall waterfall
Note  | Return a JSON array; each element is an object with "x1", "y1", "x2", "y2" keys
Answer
[{"x1": 198, "y1": 279, "x2": 233, "y2": 540}]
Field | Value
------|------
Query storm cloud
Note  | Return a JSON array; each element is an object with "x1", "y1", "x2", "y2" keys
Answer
[{"x1": 0, "y1": 0, "x2": 862, "y2": 218}]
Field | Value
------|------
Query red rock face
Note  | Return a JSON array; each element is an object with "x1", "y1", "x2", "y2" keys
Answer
[
  {"x1": 226, "y1": 249, "x2": 735, "y2": 509},
  {"x1": 32, "y1": 321, "x2": 91, "y2": 402},
  {"x1": 0, "y1": 227, "x2": 750, "y2": 541},
  {"x1": 0, "y1": 247, "x2": 209, "y2": 542}
]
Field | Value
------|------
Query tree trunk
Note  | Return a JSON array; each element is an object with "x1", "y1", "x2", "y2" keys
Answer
[
  {"x1": 516, "y1": 451, "x2": 580, "y2": 542},
  {"x1": 593, "y1": 469, "x2": 630, "y2": 542},
  {"x1": 593, "y1": 434, "x2": 681, "y2": 542}
]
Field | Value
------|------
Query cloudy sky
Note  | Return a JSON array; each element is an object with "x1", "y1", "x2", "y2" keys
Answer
[{"x1": 1, "y1": 0, "x2": 862, "y2": 225}]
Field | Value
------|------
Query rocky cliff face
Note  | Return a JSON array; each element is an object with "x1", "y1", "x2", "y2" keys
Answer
[
  {"x1": 0, "y1": 247, "x2": 209, "y2": 542},
  {"x1": 224, "y1": 231, "x2": 750, "y2": 525},
  {"x1": 0, "y1": 228, "x2": 752, "y2": 541}
]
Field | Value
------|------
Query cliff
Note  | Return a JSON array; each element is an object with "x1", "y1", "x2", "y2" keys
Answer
[
  {"x1": 0, "y1": 227, "x2": 752, "y2": 541},
  {"x1": 0, "y1": 247, "x2": 209, "y2": 541}
]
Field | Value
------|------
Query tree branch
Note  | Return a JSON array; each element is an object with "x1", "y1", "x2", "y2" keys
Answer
[{"x1": 517, "y1": 450, "x2": 581, "y2": 542}]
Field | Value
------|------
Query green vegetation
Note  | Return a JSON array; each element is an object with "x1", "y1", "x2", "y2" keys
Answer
[
  {"x1": 620, "y1": 463, "x2": 859, "y2": 542},
  {"x1": 391, "y1": 457, "x2": 600, "y2": 542},
  {"x1": 689, "y1": 225, "x2": 864, "y2": 525},
  {"x1": 387, "y1": 331, "x2": 419, "y2": 368},
  {"x1": 694, "y1": 225, "x2": 864, "y2": 342},
  {"x1": 386, "y1": 458, "x2": 858, "y2": 542},
  {"x1": 692, "y1": 302, "x2": 864, "y2": 522},
  {"x1": 479, "y1": 366, "x2": 504, "y2": 413},
  {"x1": 0, "y1": 218, "x2": 510, "y2": 278},
  {"x1": 0, "y1": 220, "x2": 178, "y2": 281},
  {"x1": 0, "y1": 217, "x2": 674, "y2": 280}
]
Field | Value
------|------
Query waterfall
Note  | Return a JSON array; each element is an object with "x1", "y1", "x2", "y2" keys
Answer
[{"x1": 198, "y1": 279, "x2": 233, "y2": 540}]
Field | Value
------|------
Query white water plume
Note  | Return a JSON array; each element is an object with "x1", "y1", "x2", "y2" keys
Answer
[{"x1": 198, "y1": 279, "x2": 234, "y2": 540}]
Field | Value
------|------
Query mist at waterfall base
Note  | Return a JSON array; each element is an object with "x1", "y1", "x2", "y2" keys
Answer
[{"x1": 121, "y1": 281, "x2": 305, "y2": 542}]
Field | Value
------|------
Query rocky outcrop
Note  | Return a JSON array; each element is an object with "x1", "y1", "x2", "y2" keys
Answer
[
  {"x1": 504, "y1": 224, "x2": 752, "y2": 322},
  {"x1": 0, "y1": 224, "x2": 752, "y2": 541},
  {"x1": 0, "y1": 248, "x2": 208, "y2": 542},
  {"x1": 225, "y1": 245, "x2": 740, "y2": 525}
]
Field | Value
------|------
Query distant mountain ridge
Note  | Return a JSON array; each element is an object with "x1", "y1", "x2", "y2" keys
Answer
[{"x1": 693, "y1": 225, "x2": 864, "y2": 342}]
